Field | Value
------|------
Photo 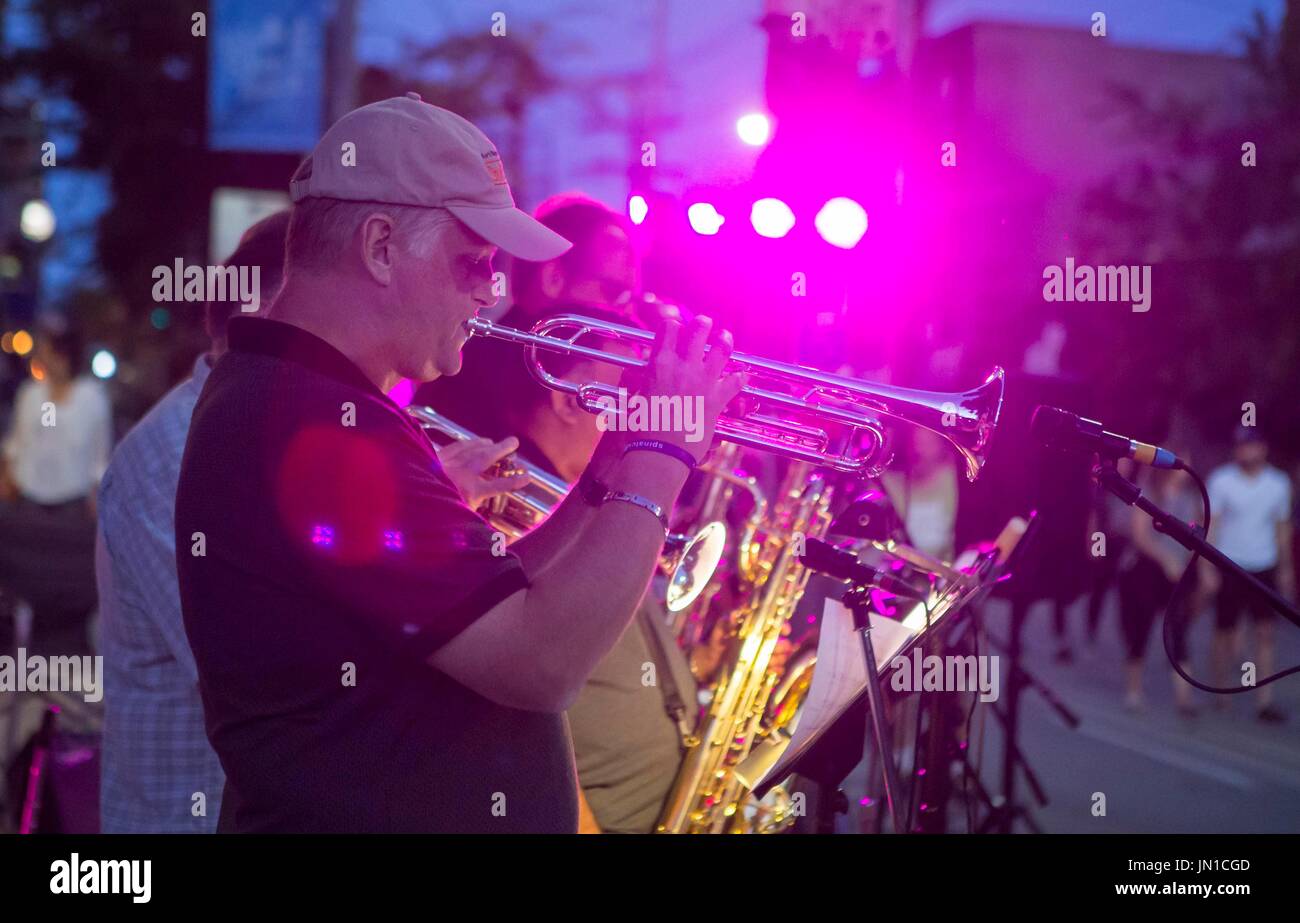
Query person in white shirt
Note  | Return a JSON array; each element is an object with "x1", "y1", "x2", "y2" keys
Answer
[
  {"x1": 2, "y1": 330, "x2": 112, "y2": 508},
  {"x1": 881, "y1": 428, "x2": 959, "y2": 564},
  {"x1": 0, "y1": 327, "x2": 112, "y2": 652},
  {"x1": 1202, "y1": 429, "x2": 1294, "y2": 723}
]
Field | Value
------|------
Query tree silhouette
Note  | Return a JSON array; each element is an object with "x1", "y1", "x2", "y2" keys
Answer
[
  {"x1": 6, "y1": 0, "x2": 210, "y2": 323},
  {"x1": 1078, "y1": 1, "x2": 1300, "y2": 455}
]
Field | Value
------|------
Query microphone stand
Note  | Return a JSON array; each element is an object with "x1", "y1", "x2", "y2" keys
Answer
[
  {"x1": 1093, "y1": 463, "x2": 1300, "y2": 628},
  {"x1": 841, "y1": 582, "x2": 908, "y2": 834}
]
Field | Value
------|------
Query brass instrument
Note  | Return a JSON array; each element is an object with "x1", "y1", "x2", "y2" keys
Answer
[
  {"x1": 656, "y1": 459, "x2": 835, "y2": 833},
  {"x1": 406, "y1": 405, "x2": 726, "y2": 611},
  {"x1": 407, "y1": 405, "x2": 565, "y2": 539},
  {"x1": 468, "y1": 313, "x2": 1005, "y2": 480},
  {"x1": 446, "y1": 313, "x2": 1007, "y2": 834},
  {"x1": 668, "y1": 442, "x2": 770, "y2": 644}
]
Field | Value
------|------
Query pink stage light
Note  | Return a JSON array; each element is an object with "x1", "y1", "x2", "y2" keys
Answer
[
  {"x1": 736, "y1": 112, "x2": 772, "y2": 146},
  {"x1": 687, "y1": 202, "x2": 725, "y2": 236},
  {"x1": 749, "y1": 197, "x2": 795, "y2": 238},
  {"x1": 628, "y1": 194, "x2": 648, "y2": 225},
  {"x1": 814, "y1": 197, "x2": 868, "y2": 249}
]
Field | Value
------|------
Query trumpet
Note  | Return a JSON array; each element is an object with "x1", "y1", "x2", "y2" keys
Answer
[
  {"x1": 467, "y1": 314, "x2": 1006, "y2": 481},
  {"x1": 406, "y1": 404, "x2": 563, "y2": 538},
  {"x1": 407, "y1": 405, "x2": 726, "y2": 612}
]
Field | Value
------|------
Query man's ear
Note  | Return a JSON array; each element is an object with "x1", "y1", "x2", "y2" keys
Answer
[
  {"x1": 359, "y1": 212, "x2": 397, "y2": 285},
  {"x1": 550, "y1": 389, "x2": 585, "y2": 425},
  {"x1": 539, "y1": 260, "x2": 566, "y2": 299}
]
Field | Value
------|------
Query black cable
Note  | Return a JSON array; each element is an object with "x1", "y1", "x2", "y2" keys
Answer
[
  {"x1": 963, "y1": 618, "x2": 981, "y2": 834},
  {"x1": 1161, "y1": 461, "x2": 1300, "y2": 692}
]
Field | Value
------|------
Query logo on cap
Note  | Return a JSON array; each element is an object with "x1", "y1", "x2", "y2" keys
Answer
[{"x1": 482, "y1": 151, "x2": 507, "y2": 186}]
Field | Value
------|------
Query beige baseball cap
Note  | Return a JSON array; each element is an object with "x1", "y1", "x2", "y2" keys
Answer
[{"x1": 289, "y1": 92, "x2": 571, "y2": 261}]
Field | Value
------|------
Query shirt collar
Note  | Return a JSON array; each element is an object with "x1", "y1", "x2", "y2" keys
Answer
[
  {"x1": 192, "y1": 352, "x2": 213, "y2": 386},
  {"x1": 227, "y1": 316, "x2": 385, "y2": 399}
]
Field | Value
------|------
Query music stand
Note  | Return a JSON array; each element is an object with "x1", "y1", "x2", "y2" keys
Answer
[{"x1": 739, "y1": 520, "x2": 1028, "y2": 833}]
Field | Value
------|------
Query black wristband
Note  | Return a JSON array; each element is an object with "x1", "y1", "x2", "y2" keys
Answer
[
  {"x1": 577, "y1": 468, "x2": 609, "y2": 507},
  {"x1": 623, "y1": 439, "x2": 699, "y2": 472}
]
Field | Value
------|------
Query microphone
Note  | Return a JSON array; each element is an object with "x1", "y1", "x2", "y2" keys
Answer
[
  {"x1": 798, "y1": 538, "x2": 929, "y2": 601},
  {"x1": 1031, "y1": 406, "x2": 1181, "y2": 469}
]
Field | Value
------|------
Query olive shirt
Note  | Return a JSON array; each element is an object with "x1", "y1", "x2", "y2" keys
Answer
[
  {"x1": 499, "y1": 434, "x2": 699, "y2": 834},
  {"x1": 566, "y1": 584, "x2": 698, "y2": 833}
]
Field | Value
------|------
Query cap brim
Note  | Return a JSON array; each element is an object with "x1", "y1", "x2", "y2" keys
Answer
[{"x1": 446, "y1": 204, "x2": 572, "y2": 261}]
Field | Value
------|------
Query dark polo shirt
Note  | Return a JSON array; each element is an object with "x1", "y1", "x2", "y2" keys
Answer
[{"x1": 175, "y1": 316, "x2": 577, "y2": 833}]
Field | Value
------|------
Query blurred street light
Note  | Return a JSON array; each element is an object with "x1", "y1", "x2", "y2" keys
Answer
[
  {"x1": 19, "y1": 199, "x2": 55, "y2": 243},
  {"x1": 92, "y1": 349, "x2": 117, "y2": 379}
]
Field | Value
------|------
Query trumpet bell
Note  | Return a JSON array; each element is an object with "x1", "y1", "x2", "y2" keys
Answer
[{"x1": 664, "y1": 520, "x2": 728, "y2": 613}]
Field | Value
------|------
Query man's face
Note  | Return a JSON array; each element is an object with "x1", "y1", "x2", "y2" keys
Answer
[
  {"x1": 537, "y1": 351, "x2": 629, "y2": 481},
  {"x1": 34, "y1": 340, "x2": 69, "y2": 381},
  {"x1": 548, "y1": 224, "x2": 637, "y2": 309},
  {"x1": 566, "y1": 355, "x2": 624, "y2": 459},
  {"x1": 390, "y1": 217, "x2": 498, "y2": 381},
  {"x1": 1235, "y1": 439, "x2": 1267, "y2": 471}
]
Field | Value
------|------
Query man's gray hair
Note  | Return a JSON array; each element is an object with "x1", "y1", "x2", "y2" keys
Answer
[{"x1": 285, "y1": 197, "x2": 455, "y2": 271}]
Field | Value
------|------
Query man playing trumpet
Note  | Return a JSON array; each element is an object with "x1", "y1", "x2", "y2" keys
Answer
[{"x1": 175, "y1": 94, "x2": 741, "y2": 833}]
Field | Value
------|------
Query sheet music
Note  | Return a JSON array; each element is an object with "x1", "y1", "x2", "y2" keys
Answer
[
  {"x1": 735, "y1": 597, "x2": 922, "y2": 792},
  {"x1": 734, "y1": 523, "x2": 1029, "y2": 795}
]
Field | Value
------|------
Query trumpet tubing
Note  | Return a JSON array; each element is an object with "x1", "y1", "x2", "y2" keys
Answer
[
  {"x1": 408, "y1": 405, "x2": 727, "y2": 607},
  {"x1": 468, "y1": 313, "x2": 1006, "y2": 480},
  {"x1": 406, "y1": 405, "x2": 564, "y2": 536}
]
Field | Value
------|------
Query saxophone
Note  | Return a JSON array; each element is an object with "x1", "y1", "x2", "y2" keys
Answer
[{"x1": 656, "y1": 457, "x2": 833, "y2": 833}]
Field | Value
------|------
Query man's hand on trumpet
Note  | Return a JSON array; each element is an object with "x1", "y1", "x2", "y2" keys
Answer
[
  {"x1": 436, "y1": 435, "x2": 533, "y2": 509},
  {"x1": 632, "y1": 315, "x2": 746, "y2": 463}
]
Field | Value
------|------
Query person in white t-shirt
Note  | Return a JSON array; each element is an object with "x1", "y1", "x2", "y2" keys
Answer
[
  {"x1": 1202, "y1": 429, "x2": 1294, "y2": 723},
  {"x1": 1, "y1": 330, "x2": 112, "y2": 509},
  {"x1": 0, "y1": 327, "x2": 111, "y2": 650}
]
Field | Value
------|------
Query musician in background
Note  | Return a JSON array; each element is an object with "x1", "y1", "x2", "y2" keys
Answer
[
  {"x1": 97, "y1": 211, "x2": 288, "y2": 833},
  {"x1": 176, "y1": 97, "x2": 740, "y2": 833},
  {"x1": 415, "y1": 192, "x2": 643, "y2": 440},
  {"x1": 473, "y1": 311, "x2": 700, "y2": 834},
  {"x1": 418, "y1": 194, "x2": 704, "y2": 833},
  {"x1": 880, "y1": 428, "x2": 960, "y2": 564}
]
